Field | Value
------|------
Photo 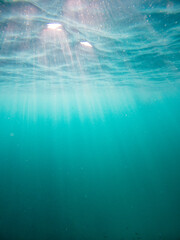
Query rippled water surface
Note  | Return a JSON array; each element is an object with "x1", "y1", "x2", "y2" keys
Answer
[
  {"x1": 0, "y1": 1, "x2": 180, "y2": 240},
  {"x1": 0, "y1": 0, "x2": 179, "y2": 89}
]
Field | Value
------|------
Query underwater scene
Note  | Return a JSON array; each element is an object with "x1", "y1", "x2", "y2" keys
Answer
[{"x1": 0, "y1": 0, "x2": 180, "y2": 239}]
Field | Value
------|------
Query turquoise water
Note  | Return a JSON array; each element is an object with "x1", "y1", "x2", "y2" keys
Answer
[{"x1": 0, "y1": 0, "x2": 180, "y2": 239}]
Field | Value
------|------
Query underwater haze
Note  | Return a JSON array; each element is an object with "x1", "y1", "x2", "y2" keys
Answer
[{"x1": 0, "y1": 0, "x2": 180, "y2": 239}]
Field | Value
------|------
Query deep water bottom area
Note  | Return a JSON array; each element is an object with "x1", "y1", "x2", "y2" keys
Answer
[{"x1": 0, "y1": 88, "x2": 180, "y2": 240}]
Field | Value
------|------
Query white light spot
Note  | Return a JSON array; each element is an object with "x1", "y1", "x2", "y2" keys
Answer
[
  {"x1": 47, "y1": 23, "x2": 62, "y2": 30},
  {"x1": 80, "y1": 41, "x2": 92, "y2": 48}
]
